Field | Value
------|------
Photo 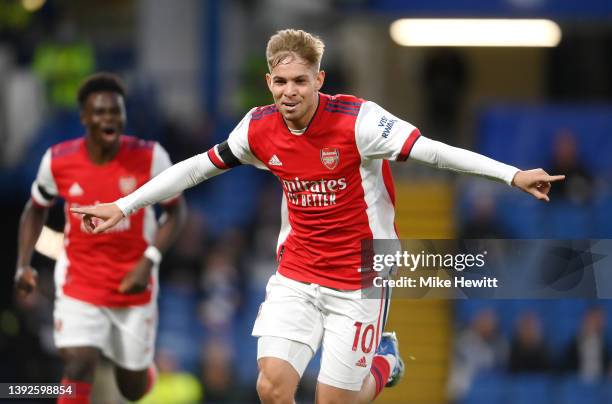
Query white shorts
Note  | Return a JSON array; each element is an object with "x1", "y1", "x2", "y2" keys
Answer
[
  {"x1": 53, "y1": 294, "x2": 157, "y2": 371},
  {"x1": 252, "y1": 273, "x2": 391, "y2": 391}
]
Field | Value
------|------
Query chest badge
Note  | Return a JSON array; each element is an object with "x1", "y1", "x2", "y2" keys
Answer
[
  {"x1": 320, "y1": 147, "x2": 340, "y2": 170},
  {"x1": 119, "y1": 176, "x2": 137, "y2": 195}
]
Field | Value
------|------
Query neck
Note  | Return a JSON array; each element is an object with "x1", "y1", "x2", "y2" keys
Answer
[{"x1": 85, "y1": 136, "x2": 120, "y2": 164}]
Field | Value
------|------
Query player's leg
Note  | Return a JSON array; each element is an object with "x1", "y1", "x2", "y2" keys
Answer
[
  {"x1": 315, "y1": 285, "x2": 390, "y2": 404},
  {"x1": 54, "y1": 295, "x2": 111, "y2": 403},
  {"x1": 252, "y1": 273, "x2": 324, "y2": 403},
  {"x1": 103, "y1": 300, "x2": 157, "y2": 401},
  {"x1": 57, "y1": 347, "x2": 100, "y2": 403},
  {"x1": 257, "y1": 355, "x2": 301, "y2": 404},
  {"x1": 356, "y1": 332, "x2": 405, "y2": 403},
  {"x1": 113, "y1": 366, "x2": 156, "y2": 401}
]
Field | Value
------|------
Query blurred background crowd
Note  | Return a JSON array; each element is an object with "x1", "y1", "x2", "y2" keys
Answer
[{"x1": 0, "y1": 0, "x2": 611, "y2": 403}]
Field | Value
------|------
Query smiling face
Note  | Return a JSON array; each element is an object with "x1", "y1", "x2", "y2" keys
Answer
[
  {"x1": 266, "y1": 54, "x2": 325, "y2": 130},
  {"x1": 81, "y1": 91, "x2": 126, "y2": 150}
]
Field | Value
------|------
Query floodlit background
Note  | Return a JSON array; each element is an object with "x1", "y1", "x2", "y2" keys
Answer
[{"x1": 1, "y1": 0, "x2": 611, "y2": 403}]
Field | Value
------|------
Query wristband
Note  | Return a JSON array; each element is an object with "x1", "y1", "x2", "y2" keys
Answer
[{"x1": 144, "y1": 246, "x2": 162, "y2": 266}]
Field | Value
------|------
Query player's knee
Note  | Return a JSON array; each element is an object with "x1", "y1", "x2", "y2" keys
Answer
[
  {"x1": 256, "y1": 371, "x2": 292, "y2": 404},
  {"x1": 60, "y1": 350, "x2": 98, "y2": 382},
  {"x1": 118, "y1": 385, "x2": 146, "y2": 402},
  {"x1": 115, "y1": 368, "x2": 149, "y2": 401}
]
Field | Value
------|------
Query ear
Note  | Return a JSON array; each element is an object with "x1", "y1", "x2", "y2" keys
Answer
[
  {"x1": 315, "y1": 70, "x2": 325, "y2": 91},
  {"x1": 265, "y1": 73, "x2": 273, "y2": 92}
]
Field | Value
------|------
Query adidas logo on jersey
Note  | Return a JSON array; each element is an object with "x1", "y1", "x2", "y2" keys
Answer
[
  {"x1": 356, "y1": 356, "x2": 368, "y2": 367},
  {"x1": 68, "y1": 182, "x2": 84, "y2": 197},
  {"x1": 268, "y1": 154, "x2": 283, "y2": 166}
]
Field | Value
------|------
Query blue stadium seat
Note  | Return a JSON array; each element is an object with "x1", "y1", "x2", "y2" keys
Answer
[
  {"x1": 505, "y1": 374, "x2": 552, "y2": 404},
  {"x1": 555, "y1": 376, "x2": 605, "y2": 404},
  {"x1": 594, "y1": 198, "x2": 612, "y2": 238},
  {"x1": 460, "y1": 372, "x2": 506, "y2": 404}
]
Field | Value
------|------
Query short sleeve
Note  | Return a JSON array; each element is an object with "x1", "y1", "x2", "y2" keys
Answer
[
  {"x1": 355, "y1": 101, "x2": 421, "y2": 161},
  {"x1": 31, "y1": 149, "x2": 57, "y2": 207},
  {"x1": 151, "y1": 142, "x2": 181, "y2": 205},
  {"x1": 227, "y1": 109, "x2": 267, "y2": 170}
]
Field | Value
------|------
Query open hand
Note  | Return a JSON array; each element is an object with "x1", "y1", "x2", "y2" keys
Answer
[
  {"x1": 512, "y1": 169, "x2": 565, "y2": 202},
  {"x1": 70, "y1": 203, "x2": 124, "y2": 234}
]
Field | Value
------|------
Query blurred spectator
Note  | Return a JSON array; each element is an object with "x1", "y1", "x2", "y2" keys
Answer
[
  {"x1": 200, "y1": 338, "x2": 252, "y2": 403},
  {"x1": 508, "y1": 311, "x2": 551, "y2": 373},
  {"x1": 562, "y1": 306, "x2": 610, "y2": 382},
  {"x1": 199, "y1": 245, "x2": 241, "y2": 334},
  {"x1": 160, "y1": 211, "x2": 207, "y2": 285},
  {"x1": 460, "y1": 189, "x2": 510, "y2": 239},
  {"x1": 32, "y1": 18, "x2": 95, "y2": 109},
  {"x1": 448, "y1": 308, "x2": 508, "y2": 400},
  {"x1": 422, "y1": 48, "x2": 470, "y2": 142},
  {"x1": 548, "y1": 129, "x2": 594, "y2": 205}
]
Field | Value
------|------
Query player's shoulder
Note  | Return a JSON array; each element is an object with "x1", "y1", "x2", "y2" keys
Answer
[
  {"x1": 50, "y1": 137, "x2": 84, "y2": 159},
  {"x1": 121, "y1": 135, "x2": 156, "y2": 152},
  {"x1": 250, "y1": 103, "x2": 278, "y2": 122},
  {"x1": 327, "y1": 93, "x2": 365, "y2": 105},
  {"x1": 324, "y1": 93, "x2": 365, "y2": 117}
]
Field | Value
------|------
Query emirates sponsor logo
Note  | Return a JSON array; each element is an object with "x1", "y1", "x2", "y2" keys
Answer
[
  {"x1": 281, "y1": 177, "x2": 347, "y2": 207},
  {"x1": 320, "y1": 147, "x2": 339, "y2": 170}
]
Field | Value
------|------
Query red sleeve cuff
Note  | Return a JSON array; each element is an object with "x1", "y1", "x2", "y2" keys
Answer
[
  {"x1": 397, "y1": 128, "x2": 421, "y2": 162},
  {"x1": 207, "y1": 146, "x2": 229, "y2": 170}
]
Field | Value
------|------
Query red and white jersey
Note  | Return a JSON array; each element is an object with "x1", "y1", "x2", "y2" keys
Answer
[
  {"x1": 227, "y1": 93, "x2": 420, "y2": 289},
  {"x1": 31, "y1": 136, "x2": 178, "y2": 307}
]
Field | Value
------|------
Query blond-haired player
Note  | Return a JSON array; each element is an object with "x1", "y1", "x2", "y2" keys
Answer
[{"x1": 72, "y1": 30, "x2": 564, "y2": 403}]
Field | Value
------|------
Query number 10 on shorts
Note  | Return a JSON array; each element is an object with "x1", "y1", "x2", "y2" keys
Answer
[{"x1": 352, "y1": 321, "x2": 375, "y2": 353}]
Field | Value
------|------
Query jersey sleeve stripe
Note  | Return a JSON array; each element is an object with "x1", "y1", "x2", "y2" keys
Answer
[
  {"x1": 397, "y1": 128, "x2": 421, "y2": 161},
  {"x1": 31, "y1": 182, "x2": 55, "y2": 207},
  {"x1": 217, "y1": 141, "x2": 242, "y2": 168},
  {"x1": 207, "y1": 146, "x2": 229, "y2": 170}
]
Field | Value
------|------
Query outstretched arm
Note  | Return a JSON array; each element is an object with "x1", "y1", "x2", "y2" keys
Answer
[
  {"x1": 409, "y1": 137, "x2": 564, "y2": 201},
  {"x1": 71, "y1": 146, "x2": 231, "y2": 233}
]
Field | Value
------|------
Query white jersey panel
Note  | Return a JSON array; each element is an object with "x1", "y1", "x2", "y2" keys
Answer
[
  {"x1": 151, "y1": 142, "x2": 181, "y2": 205},
  {"x1": 358, "y1": 159, "x2": 397, "y2": 240},
  {"x1": 355, "y1": 101, "x2": 418, "y2": 160},
  {"x1": 227, "y1": 108, "x2": 268, "y2": 170},
  {"x1": 276, "y1": 193, "x2": 292, "y2": 255},
  {"x1": 31, "y1": 148, "x2": 58, "y2": 206}
]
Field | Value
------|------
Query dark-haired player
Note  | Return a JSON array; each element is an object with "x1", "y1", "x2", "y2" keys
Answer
[
  {"x1": 72, "y1": 31, "x2": 564, "y2": 404},
  {"x1": 14, "y1": 72, "x2": 186, "y2": 404}
]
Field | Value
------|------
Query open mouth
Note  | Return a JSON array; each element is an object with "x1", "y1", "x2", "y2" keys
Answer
[{"x1": 102, "y1": 127, "x2": 118, "y2": 136}]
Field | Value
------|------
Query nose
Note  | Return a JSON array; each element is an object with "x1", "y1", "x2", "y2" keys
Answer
[{"x1": 283, "y1": 82, "x2": 297, "y2": 97}]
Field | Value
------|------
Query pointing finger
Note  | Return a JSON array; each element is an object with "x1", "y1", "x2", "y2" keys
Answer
[
  {"x1": 70, "y1": 206, "x2": 94, "y2": 215},
  {"x1": 546, "y1": 174, "x2": 565, "y2": 182}
]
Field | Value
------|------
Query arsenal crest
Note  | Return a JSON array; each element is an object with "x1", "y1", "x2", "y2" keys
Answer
[
  {"x1": 119, "y1": 176, "x2": 137, "y2": 195},
  {"x1": 320, "y1": 148, "x2": 340, "y2": 170}
]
